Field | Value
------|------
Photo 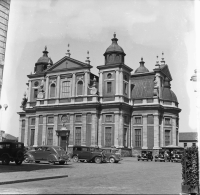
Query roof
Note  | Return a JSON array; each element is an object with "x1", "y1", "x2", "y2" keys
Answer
[
  {"x1": 4, "y1": 133, "x2": 18, "y2": 141},
  {"x1": 131, "y1": 75, "x2": 154, "y2": 99},
  {"x1": 134, "y1": 58, "x2": 149, "y2": 74},
  {"x1": 36, "y1": 47, "x2": 53, "y2": 65},
  {"x1": 179, "y1": 132, "x2": 198, "y2": 141},
  {"x1": 160, "y1": 88, "x2": 178, "y2": 102}
]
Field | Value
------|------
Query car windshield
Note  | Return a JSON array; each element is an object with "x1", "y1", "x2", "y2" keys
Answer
[{"x1": 54, "y1": 147, "x2": 65, "y2": 151}]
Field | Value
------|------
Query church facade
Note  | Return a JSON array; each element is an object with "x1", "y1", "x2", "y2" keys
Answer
[{"x1": 18, "y1": 34, "x2": 181, "y2": 156}]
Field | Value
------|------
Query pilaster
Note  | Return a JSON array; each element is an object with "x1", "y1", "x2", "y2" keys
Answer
[
  {"x1": 114, "y1": 113, "x2": 119, "y2": 147},
  {"x1": 84, "y1": 71, "x2": 89, "y2": 96},
  {"x1": 24, "y1": 117, "x2": 29, "y2": 146},
  {"x1": 91, "y1": 113, "x2": 96, "y2": 146},
  {"x1": 33, "y1": 115, "x2": 39, "y2": 146},
  {"x1": 69, "y1": 114, "x2": 74, "y2": 146},
  {"x1": 56, "y1": 75, "x2": 60, "y2": 103},
  {"x1": 98, "y1": 114, "x2": 102, "y2": 147},
  {"x1": 160, "y1": 116, "x2": 164, "y2": 147},
  {"x1": 42, "y1": 116, "x2": 47, "y2": 145},
  {"x1": 81, "y1": 113, "x2": 86, "y2": 146},
  {"x1": 172, "y1": 117, "x2": 177, "y2": 145},
  {"x1": 44, "y1": 76, "x2": 49, "y2": 104},
  {"x1": 53, "y1": 115, "x2": 58, "y2": 146},
  {"x1": 71, "y1": 73, "x2": 75, "y2": 103},
  {"x1": 18, "y1": 119, "x2": 22, "y2": 142},
  {"x1": 115, "y1": 70, "x2": 119, "y2": 95},
  {"x1": 153, "y1": 114, "x2": 160, "y2": 149},
  {"x1": 118, "y1": 112, "x2": 124, "y2": 147},
  {"x1": 98, "y1": 71, "x2": 103, "y2": 96},
  {"x1": 142, "y1": 114, "x2": 148, "y2": 149}
]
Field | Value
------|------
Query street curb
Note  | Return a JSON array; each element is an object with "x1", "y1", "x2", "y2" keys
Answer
[{"x1": 0, "y1": 175, "x2": 68, "y2": 185}]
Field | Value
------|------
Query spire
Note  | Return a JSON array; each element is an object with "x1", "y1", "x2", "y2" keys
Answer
[
  {"x1": 155, "y1": 55, "x2": 160, "y2": 68},
  {"x1": 160, "y1": 52, "x2": 165, "y2": 65},
  {"x1": 85, "y1": 51, "x2": 90, "y2": 64},
  {"x1": 66, "y1": 44, "x2": 71, "y2": 57},
  {"x1": 43, "y1": 46, "x2": 48, "y2": 57},
  {"x1": 111, "y1": 32, "x2": 118, "y2": 43},
  {"x1": 139, "y1": 57, "x2": 145, "y2": 66}
]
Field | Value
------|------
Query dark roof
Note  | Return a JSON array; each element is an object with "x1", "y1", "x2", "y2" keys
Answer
[
  {"x1": 4, "y1": 133, "x2": 18, "y2": 141},
  {"x1": 131, "y1": 75, "x2": 154, "y2": 99},
  {"x1": 179, "y1": 132, "x2": 198, "y2": 141},
  {"x1": 135, "y1": 66, "x2": 149, "y2": 74},
  {"x1": 160, "y1": 88, "x2": 178, "y2": 102}
]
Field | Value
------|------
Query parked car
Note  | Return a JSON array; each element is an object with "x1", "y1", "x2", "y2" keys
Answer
[
  {"x1": 24, "y1": 145, "x2": 68, "y2": 165},
  {"x1": 171, "y1": 151, "x2": 183, "y2": 163},
  {"x1": 0, "y1": 141, "x2": 24, "y2": 165},
  {"x1": 72, "y1": 146, "x2": 104, "y2": 164},
  {"x1": 138, "y1": 150, "x2": 153, "y2": 161},
  {"x1": 101, "y1": 148, "x2": 122, "y2": 163},
  {"x1": 155, "y1": 151, "x2": 165, "y2": 162}
]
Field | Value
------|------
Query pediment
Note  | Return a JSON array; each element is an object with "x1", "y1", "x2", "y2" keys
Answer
[
  {"x1": 160, "y1": 65, "x2": 172, "y2": 81},
  {"x1": 47, "y1": 56, "x2": 92, "y2": 72}
]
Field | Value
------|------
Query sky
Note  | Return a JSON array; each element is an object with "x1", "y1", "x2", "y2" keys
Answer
[{"x1": 0, "y1": 0, "x2": 198, "y2": 137}]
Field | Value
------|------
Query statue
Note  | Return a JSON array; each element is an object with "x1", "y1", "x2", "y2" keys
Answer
[
  {"x1": 37, "y1": 80, "x2": 45, "y2": 99},
  {"x1": 21, "y1": 92, "x2": 28, "y2": 109},
  {"x1": 88, "y1": 76, "x2": 98, "y2": 95}
]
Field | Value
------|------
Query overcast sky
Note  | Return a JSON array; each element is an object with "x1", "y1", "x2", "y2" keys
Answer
[{"x1": 0, "y1": 0, "x2": 198, "y2": 137}]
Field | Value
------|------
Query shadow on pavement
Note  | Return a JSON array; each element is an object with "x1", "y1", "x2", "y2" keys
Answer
[{"x1": 0, "y1": 162, "x2": 72, "y2": 173}]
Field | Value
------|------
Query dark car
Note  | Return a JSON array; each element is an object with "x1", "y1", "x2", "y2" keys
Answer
[
  {"x1": 171, "y1": 151, "x2": 183, "y2": 163},
  {"x1": 155, "y1": 151, "x2": 165, "y2": 162},
  {"x1": 0, "y1": 141, "x2": 24, "y2": 165},
  {"x1": 24, "y1": 145, "x2": 68, "y2": 165},
  {"x1": 72, "y1": 146, "x2": 104, "y2": 164},
  {"x1": 101, "y1": 148, "x2": 122, "y2": 163},
  {"x1": 138, "y1": 150, "x2": 153, "y2": 161}
]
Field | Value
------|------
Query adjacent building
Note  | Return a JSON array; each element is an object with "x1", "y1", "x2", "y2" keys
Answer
[
  {"x1": 179, "y1": 132, "x2": 198, "y2": 148},
  {"x1": 18, "y1": 34, "x2": 181, "y2": 156}
]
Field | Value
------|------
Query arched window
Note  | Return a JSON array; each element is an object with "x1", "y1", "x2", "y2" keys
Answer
[
  {"x1": 77, "y1": 80, "x2": 83, "y2": 96},
  {"x1": 50, "y1": 83, "x2": 56, "y2": 98}
]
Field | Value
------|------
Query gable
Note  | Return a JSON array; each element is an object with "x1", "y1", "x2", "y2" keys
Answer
[
  {"x1": 160, "y1": 65, "x2": 172, "y2": 81},
  {"x1": 47, "y1": 56, "x2": 92, "y2": 72}
]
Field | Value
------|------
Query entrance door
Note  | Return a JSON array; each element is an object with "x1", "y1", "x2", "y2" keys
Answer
[{"x1": 60, "y1": 136, "x2": 67, "y2": 150}]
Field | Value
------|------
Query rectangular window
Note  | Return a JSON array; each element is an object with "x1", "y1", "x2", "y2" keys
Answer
[
  {"x1": 47, "y1": 128, "x2": 53, "y2": 145},
  {"x1": 184, "y1": 143, "x2": 187, "y2": 147},
  {"x1": 34, "y1": 89, "x2": 38, "y2": 98},
  {"x1": 30, "y1": 129, "x2": 35, "y2": 146},
  {"x1": 123, "y1": 128, "x2": 127, "y2": 147},
  {"x1": 192, "y1": 143, "x2": 196, "y2": 147},
  {"x1": 105, "y1": 127, "x2": 112, "y2": 147},
  {"x1": 76, "y1": 115, "x2": 82, "y2": 122},
  {"x1": 147, "y1": 115, "x2": 154, "y2": 124},
  {"x1": 105, "y1": 115, "x2": 112, "y2": 122},
  {"x1": 135, "y1": 117, "x2": 142, "y2": 124},
  {"x1": 107, "y1": 82, "x2": 112, "y2": 93},
  {"x1": 39, "y1": 116, "x2": 43, "y2": 124},
  {"x1": 48, "y1": 116, "x2": 54, "y2": 124},
  {"x1": 135, "y1": 129, "x2": 141, "y2": 147},
  {"x1": 165, "y1": 130, "x2": 170, "y2": 146},
  {"x1": 31, "y1": 118, "x2": 35, "y2": 125},
  {"x1": 124, "y1": 82, "x2": 128, "y2": 95},
  {"x1": 165, "y1": 118, "x2": 171, "y2": 125},
  {"x1": 124, "y1": 115, "x2": 129, "y2": 124},
  {"x1": 75, "y1": 127, "x2": 81, "y2": 145},
  {"x1": 62, "y1": 81, "x2": 71, "y2": 98},
  {"x1": 22, "y1": 120, "x2": 25, "y2": 127}
]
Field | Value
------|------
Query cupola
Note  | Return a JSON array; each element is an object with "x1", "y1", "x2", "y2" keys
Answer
[
  {"x1": 34, "y1": 46, "x2": 53, "y2": 74},
  {"x1": 134, "y1": 58, "x2": 149, "y2": 74},
  {"x1": 104, "y1": 33, "x2": 126, "y2": 65}
]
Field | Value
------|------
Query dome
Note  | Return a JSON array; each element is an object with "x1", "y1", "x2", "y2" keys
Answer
[
  {"x1": 105, "y1": 33, "x2": 125, "y2": 53},
  {"x1": 36, "y1": 46, "x2": 53, "y2": 64},
  {"x1": 161, "y1": 88, "x2": 178, "y2": 102},
  {"x1": 134, "y1": 58, "x2": 149, "y2": 73}
]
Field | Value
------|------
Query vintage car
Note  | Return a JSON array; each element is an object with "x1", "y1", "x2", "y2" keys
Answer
[
  {"x1": 72, "y1": 146, "x2": 105, "y2": 163},
  {"x1": 24, "y1": 145, "x2": 68, "y2": 165},
  {"x1": 155, "y1": 151, "x2": 166, "y2": 162},
  {"x1": 0, "y1": 141, "x2": 24, "y2": 165},
  {"x1": 171, "y1": 151, "x2": 183, "y2": 163},
  {"x1": 137, "y1": 150, "x2": 153, "y2": 161},
  {"x1": 101, "y1": 148, "x2": 122, "y2": 163}
]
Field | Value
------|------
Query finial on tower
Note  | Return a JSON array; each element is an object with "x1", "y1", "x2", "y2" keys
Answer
[
  {"x1": 114, "y1": 32, "x2": 116, "y2": 38},
  {"x1": 85, "y1": 50, "x2": 90, "y2": 64},
  {"x1": 66, "y1": 44, "x2": 71, "y2": 57},
  {"x1": 160, "y1": 52, "x2": 165, "y2": 65},
  {"x1": 155, "y1": 55, "x2": 160, "y2": 67},
  {"x1": 45, "y1": 46, "x2": 47, "y2": 51}
]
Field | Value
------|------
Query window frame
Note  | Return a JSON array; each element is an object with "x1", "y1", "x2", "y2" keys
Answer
[
  {"x1": 47, "y1": 116, "x2": 54, "y2": 124},
  {"x1": 74, "y1": 126, "x2": 81, "y2": 146},
  {"x1": 107, "y1": 82, "x2": 112, "y2": 93},
  {"x1": 135, "y1": 129, "x2": 142, "y2": 148},
  {"x1": 165, "y1": 130, "x2": 171, "y2": 146},
  {"x1": 104, "y1": 126, "x2": 112, "y2": 147},
  {"x1": 105, "y1": 114, "x2": 113, "y2": 122},
  {"x1": 61, "y1": 80, "x2": 71, "y2": 98},
  {"x1": 134, "y1": 116, "x2": 142, "y2": 124},
  {"x1": 75, "y1": 114, "x2": 82, "y2": 122},
  {"x1": 47, "y1": 127, "x2": 53, "y2": 146},
  {"x1": 49, "y1": 83, "x2": 56, "y2": 98},
  {"x1": 77, "y1": 80, "x2": 84, "y2": 96},
  {"x1": 164, "y1": 117, "x2": 171, "y2": 125}
]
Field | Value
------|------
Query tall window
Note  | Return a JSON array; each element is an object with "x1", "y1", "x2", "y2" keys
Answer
[
  {"x1": 50, "y1": 83, "x2": 56, "y2": 98},
  {"x1": 165, "y1": 130, "x2": 170, "y2": 146},
  {"x1": 62, "y1": 81, "x2": 71, "y2": 98},
  {"x1": 75, "y1": 127, "x2": 81, "y2": 145},
  {"x1": 30, "y1": 129, "x2": 35, "y2": 146},
  {"x1": 34, "y1": 89, "x2": 38, "y2": 98},
  {"x1": 77, "y1": 80, "x2": 83, "y2": 96},
  {"x1": 105, "y1": 127, "x2": 112, "y2": 147},
  {"x1": 39, "y1": 116, "x2": 43, "y2": 124},
  {"x1": 107, "y1": 82, "x2": 112, "y2": 93},
  {"x1": 123, "y1": 128, "x2": 127, "y2": 147},
  {"x1": 47, "y1": 128, "x2": 53, "y2": 145},
  {"x1": 22, "y1": 120, "x2": 25, "y2": 127},
  {"x1": 31, "y1": 118, "x2": 35, "y2": 125},
  {"x1": 135, "y1": 117, "x2": 142, "y2": 124},
  {"x1": 147, "y1": 115, "x2": 154, "y2": 124},
  {"x1": 135, "y1": 129, "x2": 141, "y2": 147},
  {"x1": 48, "y1": 116, "x2": 54, "y2": 124},
  {"x1": 124, "y1": 82, "x2": 128, "y2": 95}
]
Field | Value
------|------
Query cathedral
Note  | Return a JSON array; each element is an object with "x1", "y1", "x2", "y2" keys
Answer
[{"x1": 18, "y1": 34, "x2": 181, "y2": 156}]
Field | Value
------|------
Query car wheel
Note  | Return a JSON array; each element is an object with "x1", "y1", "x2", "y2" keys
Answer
[
  {"x1": 24, "y1": 156, "x2": 30, "y2": 163},
  {"x1": 109, "y1": 157, "x2": 115, "y2": 163},
  {"x1": 16, "y1": 150, "x2": 24, "y2": 161},
  {"x1": 2, "y1": 155, "x2": 10, "y2": 165},
  {"x1": 59, "y1": 161, "x2": 65, "y2": 165},
  {"x1": 49, "y1": 160, "x2": 55, "y2": 165},
  {"x1": 73, "y1": 156, "x2": 79, "y2": 163},
  {"x1": 15, "y1": 160, "x2": 23, "y2": 165},
  {"x1": 35, "y1": 161, "x2": 40, "y2": 163},
  {"x1": 95, "y1": 157, "x2": 102, "y2": 164}
]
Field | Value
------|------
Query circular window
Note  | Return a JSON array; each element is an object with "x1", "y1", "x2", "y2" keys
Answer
[
  {"x1": 34, "y1": 81, "x2": 39, "y2": 87},
  {"x1": 107, "y1": 73, "x2": 112, "y2": 79}
]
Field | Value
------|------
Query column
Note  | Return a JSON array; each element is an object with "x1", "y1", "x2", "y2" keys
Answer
[
  {"x1": 153, "y1": 114, "x2": 160, "y2": 149},
  {"x1": 34, "y1": 115, "x2": 39, "y2": 146},
  {"x1": 42, "y1": 116, "x2": 47, "y2": 145},
  {"x1": 18, "y1": 119, "x2": 22, "y2": 142},
  {"x1": 142, "y1": 115, "x2": 148, "y2": 149},
  {"x1": 27, "y1": 80, "x2": 31, "y2": 107},
  {"x1": 53, "y1": 115, "x2": 58, "y2": 146},
  {"x1": 128, "y1": 73, "x2": 131, "y2": 103},
  {"x1": 24, "y1": 117, "x2": 29, "y2": 146},
  {"x1": 98, "y1": 114, "x2": 102, "y2": 147},
  {"x1": 114, "y1": 113, "x2": 119, "y2": 147},
  {"x1": 98, "y1": 71, "x2": 103, "y2": 96},
  {"x1": 71, "y1": 73, "x2": 75, "y2": 103},
  {"x1": 56, "y1": 75, "x2": 60, "y2": 103},
  {"x1": 69, "y1": 114, "x2": 74, "y2": 147},
  {"x1": 172, "y1": 117, "x2": 177, "y2": 145},
  {"x1": 84, "y1": 71, "x2": 88, "y2": 96},
  {"x1": 118, "y1": 112, "x2": 124, "y2": 147},
  {"x1": 115, "y1": 70, "x2": 119, "y2": 95},
  {"x1": 45, "y1": 76, "x2": 49, "y2": 104},
  {"x1": 160, "y1": 116, "x2": 164, "y2": 147},
  {"x1": 91, "y1": 113, "x2": 96, "y2": 146},
  {"x1": 81, "y1": 113, "x2": 86, "y2": 146}
]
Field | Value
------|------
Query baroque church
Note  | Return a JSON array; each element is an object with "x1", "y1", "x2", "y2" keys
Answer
[{"x1": 18, "y1": 34, "x2": 181, "y2": 156}]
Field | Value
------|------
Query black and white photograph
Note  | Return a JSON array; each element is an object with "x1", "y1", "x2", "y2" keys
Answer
[{"x1": 0, "y1": 0, "x2": 199, "y2": 194}]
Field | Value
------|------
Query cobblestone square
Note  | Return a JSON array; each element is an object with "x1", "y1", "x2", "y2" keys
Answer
[{"x1": 0, "y1": 157, "x2": 182, "y2": 194}]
